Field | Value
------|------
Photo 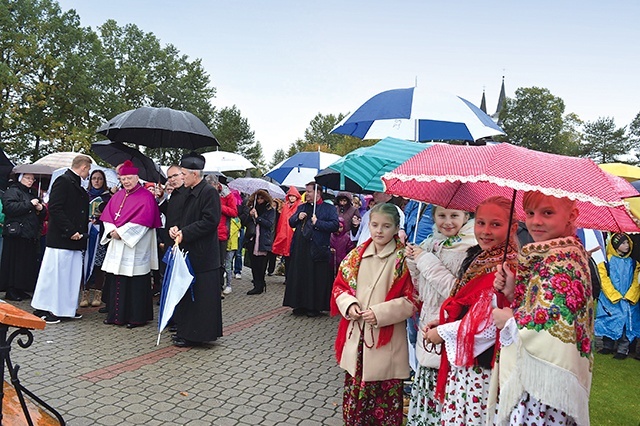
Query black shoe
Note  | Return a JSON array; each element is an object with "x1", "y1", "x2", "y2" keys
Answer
[
  {"x1": 267, "y1": 272, "x2": 273, "y2": 276},
  {"x1": 168, "y1": 324, "x2": 178, "y2": 333},
  {"x1": 4, "y1": 290, "x2": 23, "y2": 301},
  {"x1": 292, "y1": 308, "x2": 306, "y2": 316},
  {"x1": 598, "y1": 348, "x2": 614, "y2": 355},
  {"x1": 126, "y1": 323, "x2": 144, "y2": 329},
  {"x1": 306, "y1": 310, "x2": 321, "y2": 317},
  {"x1": 246, "y1": 287, "x2": 265, "y2": 295},
  {"x1": 173, "y1": 337, "x2": 200, "y2": 348},
  {"x1": 18, "y1": 290, "x2": 32, "y2": 300},
  {"x1": 613, "y1": 353, "x2": 628, "y2": 360},
  {"x1": 70, "y1": 312, "x2": 82, "y2": 320},
  {"x1": 98, "y1": 307, "x2": 108, "y2": 314},
  {"x1": 41, "y1": 313, "x2": 61, "y2": 324}
]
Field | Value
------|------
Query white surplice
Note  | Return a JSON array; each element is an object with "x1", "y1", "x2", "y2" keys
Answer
[
  {"x1": 101, "y1": 221, "x2": 158, "y2": 277},
  {"x1": 31, "y1": 248, "x2": 83, "y2": 317}
]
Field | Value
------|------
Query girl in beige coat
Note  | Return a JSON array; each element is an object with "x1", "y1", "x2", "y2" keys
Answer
[{"x1": 331, "y1": 203, "x2": 417, "y2": 426}]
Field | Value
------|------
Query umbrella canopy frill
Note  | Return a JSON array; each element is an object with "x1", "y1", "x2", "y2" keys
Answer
[
  {"x1": 331, "y1": 86, "x2": 505, "y2": 142},
  {"x1": 97, "y1": 106, "x2": 219, "y2": 150},
  {"x1": 316, "y1": 137, "x2": 434, "y2": 193},
  {"x1": 382, "y1": 143, "x2": 640, "y2": 233}
]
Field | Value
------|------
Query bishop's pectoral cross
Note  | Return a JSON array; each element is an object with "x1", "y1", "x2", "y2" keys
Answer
[{"x1": 114, "y1": 211, "x2": 121, "y2": 219}]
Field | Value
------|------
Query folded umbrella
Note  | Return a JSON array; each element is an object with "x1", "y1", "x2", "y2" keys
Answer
[
  {"x1": 157, "y1": 244, "x2": 195, "y2": 346},
  {"x1": 92, "y1": 140, "x2": 167, "y2": 184}
]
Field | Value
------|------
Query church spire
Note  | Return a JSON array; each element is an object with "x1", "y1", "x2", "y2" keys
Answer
[
  {"x1": 480, "y1": 89, "x2": 487, "y2": 113},
  {"x1": 494, "y1": 76, "x2": 506, "y2": 116}
]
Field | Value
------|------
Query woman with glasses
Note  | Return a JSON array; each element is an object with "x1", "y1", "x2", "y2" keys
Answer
[{"x1": 0, "y1": 174, "x2": 47, "y2": 301}]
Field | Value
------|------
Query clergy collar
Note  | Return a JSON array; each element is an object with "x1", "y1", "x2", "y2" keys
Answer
[{"x1": 188, "y1": 179, "x2": 207, "y2": 197}]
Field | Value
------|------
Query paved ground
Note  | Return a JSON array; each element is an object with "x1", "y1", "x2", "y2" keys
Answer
[{"x1": 4, "y1": 269, "x2": 346, "y2": 425}]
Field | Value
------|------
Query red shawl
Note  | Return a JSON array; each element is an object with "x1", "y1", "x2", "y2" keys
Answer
[
  {"x1": 435, "y1": 272, "x2": 509, "y2": 400},
  {"x1": 330, "y1": 237, "x2": 415, "y2": 363}
]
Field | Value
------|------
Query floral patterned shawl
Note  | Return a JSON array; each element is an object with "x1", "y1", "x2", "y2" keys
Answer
[{"x1": 330, "y1": 236, "x2": 414, "y2": 363}]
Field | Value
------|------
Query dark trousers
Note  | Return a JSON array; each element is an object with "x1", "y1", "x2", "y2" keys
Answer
[
  {"x1": 250, "y1": 254, "x2": 268, "y2": 291},
  {"x1": 266, "y1": 252, "x2": 277, "y2": 274}
]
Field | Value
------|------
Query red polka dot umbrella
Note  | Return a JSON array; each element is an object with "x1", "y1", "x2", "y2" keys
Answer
[{"x1": 382, "y1": 143, "x2": 640, "y2": 233}]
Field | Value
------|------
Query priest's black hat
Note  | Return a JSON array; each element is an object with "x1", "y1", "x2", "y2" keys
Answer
[{"x1": 180, "y1": 152, "x2": 206, "y2": 170}]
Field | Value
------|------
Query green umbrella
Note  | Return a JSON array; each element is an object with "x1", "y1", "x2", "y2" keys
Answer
[{"x1": 318, "y1": 137, "x2": 434, "y2": 193}]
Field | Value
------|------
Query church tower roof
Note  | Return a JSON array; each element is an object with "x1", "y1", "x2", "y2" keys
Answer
[{"x1": 480, "y1": 90, "x2": 487, "y2": 113}]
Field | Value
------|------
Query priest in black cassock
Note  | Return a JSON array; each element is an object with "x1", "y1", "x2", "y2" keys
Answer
[
  {"x1": 166, "y1": 152, "x2": 222, "y2": 347},
  {"x1": 283, "y1": 181, "x2": 339, "y2": 317}
]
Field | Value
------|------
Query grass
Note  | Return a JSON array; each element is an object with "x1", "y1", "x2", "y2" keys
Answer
[{"x1": 590, "y1": 351, "x2": 640, "y2": 425}]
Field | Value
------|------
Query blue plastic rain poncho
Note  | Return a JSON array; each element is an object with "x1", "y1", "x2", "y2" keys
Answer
[{"x1": 595, "y1": 233, "x2": 640, "y2": 341}]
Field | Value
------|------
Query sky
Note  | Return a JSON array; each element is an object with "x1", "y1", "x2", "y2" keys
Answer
[{"x1": 56, "y1": 0, "x2": 640, "y2": 162}]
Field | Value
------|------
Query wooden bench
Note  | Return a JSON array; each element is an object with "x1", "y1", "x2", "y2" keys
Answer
[{"x1": 0, "y1": 302, "x2": 64, "y2": 425}]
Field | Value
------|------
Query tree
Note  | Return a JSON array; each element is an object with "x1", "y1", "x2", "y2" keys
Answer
[
  {"x1": 581, "y1": 117, "x2": 630, "y2": 164},
  {"x1": 499, "y1": 87, "x2": 580, "y2": 155},
  {"x1": 210, "y1": 105, "x2": 265, "y2": 173},
  {"x1": 629, "y1": 111, "x2": 640, "y2": 151},
  {"x1": 96, "y1": 20, "x2": 217, "y2": 165},
  {"x1": 0, "y1": 0, "x2": 104, "y2": 161},
  {"x1": 273, "y1": 112, "x2": 369, "y2": 165},
  {"x1": 269, "y1": 148, "x2": 287, "y2": 169}
]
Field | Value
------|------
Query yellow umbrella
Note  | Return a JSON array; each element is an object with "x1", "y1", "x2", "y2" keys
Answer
[
  {"x1": 599, "y1": 163, "x2": 640, "y2": 222},
  {"x1": 598, "y1": 163, "x2": 640, "y2": 182}
]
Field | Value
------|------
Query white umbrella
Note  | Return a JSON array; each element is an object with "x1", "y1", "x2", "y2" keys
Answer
[
  {"x1": 201, "y1": 150, "x2": 255, "y2": 172},
  {"x1": 47, "y1": 165, "x2": 118, "y2": 194},
  {"x1": 228, "y1": 177, "x2": 286, "y2": 199},
  {"x1": 264, "y1": 151, "x2": 341, "y2": 187},
  {"x1": 34, "y1": 151, "x2": 93, "y2": 169}
]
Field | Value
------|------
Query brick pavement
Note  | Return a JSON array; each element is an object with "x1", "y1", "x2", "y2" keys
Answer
[{"x1": 4, "y1": 269, "x2": 345, "y2": 425}]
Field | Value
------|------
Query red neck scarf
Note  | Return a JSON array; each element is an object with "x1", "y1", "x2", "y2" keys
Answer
[{"x1": 330, "y1": 237, "x2": 415, "y2": 363}]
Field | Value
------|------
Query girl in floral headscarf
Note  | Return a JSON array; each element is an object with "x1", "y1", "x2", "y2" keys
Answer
[{"x1": 492, "y1": 192, "x2": 593, "y2": 426}]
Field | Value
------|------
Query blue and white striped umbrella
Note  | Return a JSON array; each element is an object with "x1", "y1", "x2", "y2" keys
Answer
[{"x1": 331, "y1": 86, "x2": 505, "y2": 142}]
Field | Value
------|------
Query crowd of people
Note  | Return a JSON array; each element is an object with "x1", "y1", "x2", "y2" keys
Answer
[{"x1": 0, "y1": 152, "x2": 637, "y2": 425}]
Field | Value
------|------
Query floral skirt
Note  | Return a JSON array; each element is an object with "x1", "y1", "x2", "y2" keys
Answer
[
  {"x1": 504, "y1": 392, "x2": 577, "y2": 425},
  {"x1": 440, "y1": 365, "x2": 491, "y2": 426},
  {"x1": 343, "y1": 335, "x2": 403, "y2": 425},
  {"x1": 407, "y1": 365, "x2": 441, "y2": 425}
]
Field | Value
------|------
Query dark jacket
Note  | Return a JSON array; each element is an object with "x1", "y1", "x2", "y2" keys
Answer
[
  {"x1": 165, "y1": 179, "x2": 221, "y2": 273},
  {"x1": 289, "y1": 201, "x2": 339, "y2": 260},
  {"x1": 46, "y1": 169, "x2": 89, "y2": 250},
  {"x1": 1, "y1": 182, "x2": 46, "y2": 240},
  {"x1": 241, "y1": 202, "x2": 275, "y2": 253}
]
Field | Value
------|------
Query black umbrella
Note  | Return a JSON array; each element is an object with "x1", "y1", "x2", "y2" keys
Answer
[
  {"x1": 91, "y1": 140, "x2": 167, "y2": 184},
  {"x1": 96, "y1": 106, "x2": 219, "y2": 150},
  {"x1": 314, "y1": 167, "x2": 374, "y2": 194},
  {"x1": 0, "y1": 146, "x2": 15, "y2": 189}
]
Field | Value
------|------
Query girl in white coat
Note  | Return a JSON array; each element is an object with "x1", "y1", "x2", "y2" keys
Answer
[{"x1": 405, "y1": 206, "x2": 476, "y2": 426}]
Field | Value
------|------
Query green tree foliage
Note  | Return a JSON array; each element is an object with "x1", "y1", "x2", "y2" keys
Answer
[
  {"x1": 274, "y1": 112, "x2": 371, "y2": 163},
  {"x1": 0, "y1": 1, "x2": 220, "y2": 166},
  {"x1": 629, "y1": 111, "x2": 640, "y2": 149},
  {"x1": 209, "y1": 105, "x2": 265, "y2": 173},
  {"x1": 0, "y1": 0, "x2": 104, "y2": 161},
  {"x1": 269, "y1": 148, "x2": 287, "y2": 169},
  {"x1": 499, "y1": 87, "x2": 580, "y2": 155},
  {"x1": 580, "y1": 117, "x2": 630, "y2": 164}
]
